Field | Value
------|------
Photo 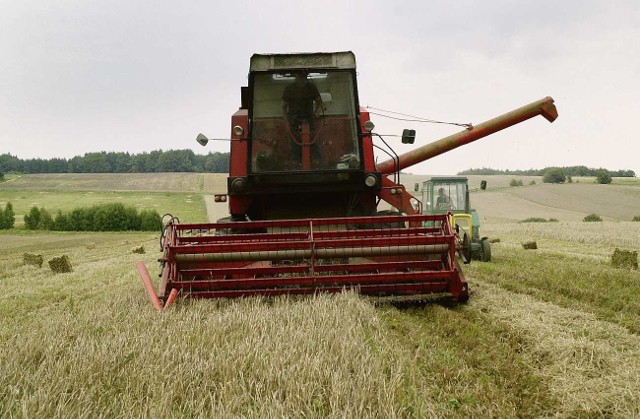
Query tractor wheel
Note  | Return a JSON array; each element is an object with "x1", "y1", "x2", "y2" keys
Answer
[
  {"x1": 480, "y1": 238, "x2": 492, "y2": 262},
  {"x1": 461, "y1": 232, "x2": 472, "y2": 264}
]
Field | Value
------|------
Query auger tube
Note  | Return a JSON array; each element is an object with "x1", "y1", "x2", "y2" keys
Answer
[{"x1": 375, "y1": 96, "x2": 558, "y2": 175}]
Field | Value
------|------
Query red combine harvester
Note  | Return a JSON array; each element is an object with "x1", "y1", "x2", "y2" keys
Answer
[{"x1": 136, "y1": 51, "x2": 558, "y2": 311}]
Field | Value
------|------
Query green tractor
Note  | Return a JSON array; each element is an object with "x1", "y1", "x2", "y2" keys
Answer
[{"x1": 417, "y1": 176, "x2": 491, "y2": 262}]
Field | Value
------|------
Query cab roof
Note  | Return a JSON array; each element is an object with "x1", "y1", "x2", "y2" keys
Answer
[{"x1": 250, "y1": 51, "x2": 356, "y2": 72}]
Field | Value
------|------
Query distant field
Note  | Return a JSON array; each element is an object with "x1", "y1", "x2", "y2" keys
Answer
[
  {"x1": 2, "y1": 172, "x2": 640, "y2": 416},
  {"x1": 0, "y1": 173, "x2": 206, "y2": 193},
  {"x1": 398, "y1": 173, "x2": 640, "y2": 223},
  {"x1": 0, "y1": 173, "x2": 219, "y2": 225},
  {"x1": 3, "y1": 173, "x2": 640, "y2": 224}
]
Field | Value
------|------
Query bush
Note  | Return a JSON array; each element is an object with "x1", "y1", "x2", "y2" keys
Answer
[
  {"x1": 24, "y1": 206, "x2": 53, "y2": 230},
  {"x1": 529, "y1": 180, "x2": 536, "y2": 185},
  {"x1": 38, "y1": 208, "x2": 54, "y2": 230},
  {"x1": 24, "y1": 206, "x2": 42, "y2": 230},
  {"x1": 24, "y1": 203, "x2": 162, "y2": 231},
  {"x1": 543, "y1": 168, "x2": 566, "y2": 184},
  {"x1": 583, "y1": 213, "x2": 602, "y2": 222},
  {"x1": 140, "y1": 209, "x2": 162, "y2": 231},
  {"x1": 596, "y1": 169, "x2": 612, "y2": 184},
  {"x1": 509, "y1": 179, "x2": 524, "y2": 187},
  {"x1": 633, "y1": 216, "x2": 640, "y2": 222},
  {"x1": 0, "y1": 202, "x2": 15, "y2": 229}
]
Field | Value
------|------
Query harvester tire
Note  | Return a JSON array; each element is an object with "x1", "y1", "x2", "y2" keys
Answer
[{"x1": 480, "y1": 238, "x2": 492, "y2": 262}]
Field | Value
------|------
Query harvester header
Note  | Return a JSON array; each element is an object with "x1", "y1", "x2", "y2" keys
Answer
[{"x1": 136, "y1": 51, "x2": 558, "y2": 311}]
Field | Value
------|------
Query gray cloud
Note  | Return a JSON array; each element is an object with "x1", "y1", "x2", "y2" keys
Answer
[{"x1": 1, "y1": 0, "x2": 638, "y2": 175}]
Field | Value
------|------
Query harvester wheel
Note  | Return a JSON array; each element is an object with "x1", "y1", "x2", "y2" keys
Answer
[{"x1": 480, "y1": 238, "x2": 492, "y2": 262}]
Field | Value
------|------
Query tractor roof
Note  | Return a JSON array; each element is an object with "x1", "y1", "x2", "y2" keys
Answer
[
  {"x1": 423, "y1": 176, "x2": 469, "y2": 184},
  {"x1": 250, "y1": 51, "x2": 356, "y2": 72}
]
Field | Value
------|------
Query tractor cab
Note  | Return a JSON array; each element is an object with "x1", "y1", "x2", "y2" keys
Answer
[
  {"x1": 420, "y1": 176, "x2": 491, "y2": 261},
  {"x1": 420, "y1": 177, "x2": 470, "y2": 215}
]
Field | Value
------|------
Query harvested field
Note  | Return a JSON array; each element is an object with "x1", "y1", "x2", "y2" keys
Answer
[{"x1": 2, "y1": 173, "x2": 640, "y2": 416}]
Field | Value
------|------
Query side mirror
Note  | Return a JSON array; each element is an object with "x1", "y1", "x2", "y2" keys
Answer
[
  {"x1": 401, "y1": 129, "x2": 416, "y2": 144},
  {"x1": 196, "y1": 133, "x2": 209, "y2": 147}
]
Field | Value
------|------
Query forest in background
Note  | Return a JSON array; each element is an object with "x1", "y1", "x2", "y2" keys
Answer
[
  {"x1": 0, "y1": 152, "x2": 636, "y2": 178},
  {"x1": 0, "y1": 150, "x2": 229, "y2": 175}
]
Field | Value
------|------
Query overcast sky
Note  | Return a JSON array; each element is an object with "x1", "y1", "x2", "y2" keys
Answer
[{"x1": 1, "y1": 0, "x2": 638, "y2": 175}]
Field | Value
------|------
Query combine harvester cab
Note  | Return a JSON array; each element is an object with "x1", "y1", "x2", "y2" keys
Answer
[{"x1": 136, "y1": 51, "x2": 558, "y2": 311}]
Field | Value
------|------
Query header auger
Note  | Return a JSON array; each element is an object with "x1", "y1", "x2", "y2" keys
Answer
[{"x1": 136, "y1": 51, "x2": 557, "y2": 311}]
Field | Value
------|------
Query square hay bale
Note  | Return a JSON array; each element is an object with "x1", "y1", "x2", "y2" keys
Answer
[
  {"x1": 23, "y1": 253, "x2": 44, "y2": 268},
  {"x1": 611, "y1": 248, "x2": 638, "y2": 270},
  {"x1": 522, "y1": 241, "x2": 538, "y2": 250},
  {"x1": 132, "y1": 246, "x2": 145, "y2": 254},
  {"x1": 48, "y1": 255, "x2": 73, "y2": 274}
]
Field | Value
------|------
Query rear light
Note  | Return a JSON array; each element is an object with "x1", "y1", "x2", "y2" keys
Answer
[{"x1": 214, "y1": 195, "x2": 228, "y2": 203}]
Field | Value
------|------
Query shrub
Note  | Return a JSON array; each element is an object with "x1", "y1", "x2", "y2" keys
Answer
[
  {"x1": 509, "y1": 179, "x2": 524, "y2": 187},
  {"x1": 24, "y1": 204, "x2": 162, "y2": 232},
  {"x1": 529, "y1": 180, "x2": 536, "y2": 185},
  {"x1": 543, "y1": 168, "x2": 566, "y2": 184},
  {"x1": 140, "y1": 209, "x2": 162, "y2": 231},
  {"x1": 38, "y1": 208, "x2": 54, "y2": 230},
  {"x1": 0, "y1": 202, "x2": 15, "y2": 229},
  {"x1": 596, "y1": 169, "x2": 612, "y2": 184},
  {"x1": 633, "y1": 216, "x2": 640, "y2": 222},
  {"x1": 583, "y1": 213, "x2": 602, "y2": 222},
  {"x1": 24, "y1": 206, "x2": 42, "y2": 230}
]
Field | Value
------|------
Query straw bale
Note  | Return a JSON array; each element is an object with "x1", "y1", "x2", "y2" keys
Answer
[
  {"x1": 132, "y1": 246, "x2": 145, "y2": 254},
  {"x1": 23, "y1": 253, "x2": 43, "y2": 268},
  {"x1": 611, "y1": 248, "x2": 638, "y2": 270},
  {"x1": 48, "y1": 255, "x2": 73, "y2": 273}
]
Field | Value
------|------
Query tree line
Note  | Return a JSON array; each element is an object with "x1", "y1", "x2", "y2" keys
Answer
[
  {"x1": 0, "y1": 149, "x2": 229, "y2": 174},
  {"x1": 0, "y1": 201, "x2": 161, "y2": 231},
  {"x1": 458, "y1": 166, "x2": 636, "y2": 178}
]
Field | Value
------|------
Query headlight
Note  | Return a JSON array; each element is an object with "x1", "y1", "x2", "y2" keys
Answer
[
  {"x1": 233, "y1": 125, "x2": 244, "y2": 137},
  {"x1": 363, "y1": 121, "x2": 375, "y2": 132},
  {"x1": 230, "y1": 177, "x2": 247, "y2": 192},
  {"x1": 364, "y1": 174, "x2": 378, "y2": 187}
]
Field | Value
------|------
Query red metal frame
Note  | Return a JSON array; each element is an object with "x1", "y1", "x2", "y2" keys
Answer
[{"x1": 138, "y1": 214, "x2": 469, "y2": 309}]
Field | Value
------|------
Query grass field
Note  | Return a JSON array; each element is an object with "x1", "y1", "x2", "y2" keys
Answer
[
  {"x1": 1, "y1": 173, "x2": 640, "y2": 417},
  {"x1": 0, "y1": 173, "x2": 214, "y2": 225}
]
